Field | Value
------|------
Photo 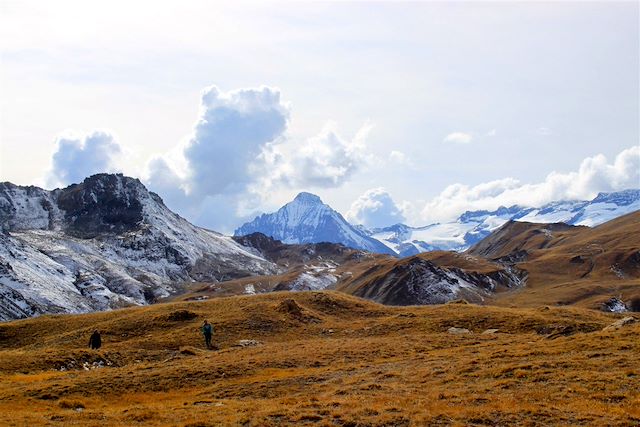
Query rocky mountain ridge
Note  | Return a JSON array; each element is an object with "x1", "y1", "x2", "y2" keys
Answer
[{"x1": 0, "y1": 174, "x2": 277, "y2": 321}]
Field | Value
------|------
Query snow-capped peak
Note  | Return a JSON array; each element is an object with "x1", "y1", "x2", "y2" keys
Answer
[
  {"x1": 235, "y1": 193, "x2": 396, "y2": 255},
  {"x1": 293, "y1": 192, "x2": 323, "y2": 204},
  {"x1": 591, "y1": 189, "x2": 640, "y2": 206}
]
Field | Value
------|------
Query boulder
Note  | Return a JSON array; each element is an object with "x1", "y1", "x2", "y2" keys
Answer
[
  {"x1": 448, "y1": 327, "x2": 471, "y2": 334},
  {"x1": 602, "y1": 317, "x2": 637, "y2": 332},
  {"x1": 236, "y1": 339, "x2": 261, "y2": 347}
]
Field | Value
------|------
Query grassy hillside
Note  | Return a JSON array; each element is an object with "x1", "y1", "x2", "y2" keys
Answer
[
  {"x1": 1, "y1": 291, "x2": 638, "y2": 426},
  {"x1": 485, "y1": 211, "x2": 640, "y2": 309}
]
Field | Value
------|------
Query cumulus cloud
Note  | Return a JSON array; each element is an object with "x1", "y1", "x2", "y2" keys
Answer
[
  {"x1": 183, "y1": 85, "x2": 289, "y2": 197},
  {"x1": 144, "y1": 85, "x2": 371, "y2": 232},
  {"x1": 255, "y1": 122, "x2": 370, "y2": 190},
  {"x1": 420, "y1": 146, "x2": 640, "y2": 223},
  {"x1": 346, "y1": 187, "x2": 406, "y2": 228},
  {"x1": 145, "y1": 157, "x2": 191, "y2": 211},
  {"x1": 443, "y1": 132, "x2": 473, "y2": 144},
  {"x1": 47, "y1": 130, "x2": 122, "y2": 188}
]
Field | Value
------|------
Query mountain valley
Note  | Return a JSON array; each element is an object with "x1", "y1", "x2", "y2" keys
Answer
[{"x1": 0, "y1": 174, "x2": 639, "y2": 427}]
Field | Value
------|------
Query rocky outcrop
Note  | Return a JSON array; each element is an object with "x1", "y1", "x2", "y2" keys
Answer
[
  {"x1": 602, "y1": 317, "x2": 637, "y2": 332},
  {"x1": 340, "y1": 257, "x2": 526, "y2": 306}
]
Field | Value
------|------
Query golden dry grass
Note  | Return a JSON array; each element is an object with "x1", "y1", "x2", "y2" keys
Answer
[{"x1": 1, "y1": 291, "x2": 639, "y2": 426}]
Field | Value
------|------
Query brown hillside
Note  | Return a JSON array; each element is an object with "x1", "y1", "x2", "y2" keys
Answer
[
  {"x1": 484, "y1": 211, "x2": 640, "y2": 309},
  {"x1": 467, "y1": 220, "x2": 585, "y2": 260},
  {"x1": 1, "y1": 291, "x2": 639, "y2": 426}
]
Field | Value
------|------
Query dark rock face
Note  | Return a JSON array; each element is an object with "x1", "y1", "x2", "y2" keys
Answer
[
  {"x1": 493, "y1": 249, "x2": 529, "y2": 264},
  {"x1": 1, "y1": 173, "x2": 156, "y2": 237},
  {"x1": 57, "y1": 174, "x2": 145, "y2": 238},
  {"x1": 342, "y1": 254, "x2": 528, "y2": 307},
  {"x1": 347, "y1": 257, "x2": 522, "y2": 306},
  {"x1": 233, "y1": 232, "x2": 287, "y2": 256}
]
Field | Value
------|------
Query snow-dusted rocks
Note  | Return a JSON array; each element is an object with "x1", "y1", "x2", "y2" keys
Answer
[
  {"x1": 235, "y1": 192, "x2": 396, "y2": 255},
  {"x1": 340, "y1": 257, "x2": 525, "y2": 306},
  {"x1": 0, "y1": 174, "x2": 277, "y2": 321},
  {"x1": 601, "y1": 297, "x2": 628, "y2": 313}
]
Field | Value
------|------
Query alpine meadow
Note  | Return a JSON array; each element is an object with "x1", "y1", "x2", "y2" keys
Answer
[{"x1": 1, "y1": 1, "x2": 639, "y2": 426}]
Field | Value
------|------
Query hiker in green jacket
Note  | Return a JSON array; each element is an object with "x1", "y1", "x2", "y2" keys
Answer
[{"x1": 201, "y1": 320, "x2": 213, "y2": 349}]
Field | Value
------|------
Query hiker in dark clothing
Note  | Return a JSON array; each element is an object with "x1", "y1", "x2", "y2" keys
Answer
[
  {"x1": 88, "y1": 330, "x2": 102, "y2": 350},
  {"x1": 201, "y1": 320, "x2": 213, "y2": 349}
]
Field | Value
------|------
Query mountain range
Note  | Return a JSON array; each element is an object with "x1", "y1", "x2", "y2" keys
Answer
[
  {"x1": 1, "y1": 173, "x2": 639, "y2": 321},
  {"x1": 236, "y1": 189, "x2": 640, "y2": 256},
  {"x1": 226, "y1": 211, "x2": 640, "y2": 312}
]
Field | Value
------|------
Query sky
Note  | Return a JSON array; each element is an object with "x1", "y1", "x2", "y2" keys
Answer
[{"x1": 1, "y1": 1, "x2": 638, "y2": 233}]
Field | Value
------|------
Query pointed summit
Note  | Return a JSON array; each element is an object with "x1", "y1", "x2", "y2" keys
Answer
[
  {"x1": 293, "y1": 192, "x2": 323, "y2": 204},
  {"x1": 234, "y1": 193, "x2": 396, "y2": 255}
]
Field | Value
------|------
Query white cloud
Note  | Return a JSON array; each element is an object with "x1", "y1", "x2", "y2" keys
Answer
[
  {"x1": 486, "y1": 129, "x2": 497, "y2": 137},
  {"x1": 35, "y1": 79, "x2": 372, "y2": 232},
  {"x1": 143, "y1": 85, "x2": 371, "y2": 231},
  {"x1": 256, "y1": 121, "x2": 370, "y2": 190},
  {"x1": 347, "y1": 187, "x2": 406, "y2": 228},
  {"x1": 182, "y1": 85, "x2": 289, "y2": 197},
  {"x1": 388, "y1": 150, "x2": 416, "y2": 168},
  {"x1": 389, "y1": 150, "x2": 407, "y2": 163},
  {"x1": 141, "y1": 85, "x2": 290, "y2": 231},
  {"x1": 47, "y1": 130, "x2": 122, "y2": 188},
  {"x1": 420, "y1": 145, "x2": 640, "y2": 223},
  {"x1": 443, "y1": 132, "x2": 473, "y2": 144}
]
